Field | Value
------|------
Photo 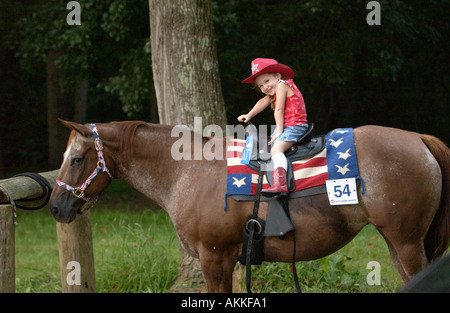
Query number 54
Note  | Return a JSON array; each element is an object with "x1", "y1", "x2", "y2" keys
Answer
[{"x1": 334, "y1": 184, "x2": 351, "y2": 198}]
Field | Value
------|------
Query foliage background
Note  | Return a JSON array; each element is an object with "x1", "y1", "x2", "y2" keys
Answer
[{"x1": 0, "y1": 0, "x2": 449, "y2": 175}]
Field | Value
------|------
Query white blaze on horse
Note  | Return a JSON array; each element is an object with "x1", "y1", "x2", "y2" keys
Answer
[{"x1": 49, "y1": 119, "x2": 449, "y2": 292}]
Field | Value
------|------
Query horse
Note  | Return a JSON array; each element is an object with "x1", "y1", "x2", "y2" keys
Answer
[{"x1": 49, "y1": 119, "x2": 450, "y2": 292}]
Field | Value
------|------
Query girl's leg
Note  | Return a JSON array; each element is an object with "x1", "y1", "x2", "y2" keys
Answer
[
  {"x1": 270, "y1": 140, "x2": 294, "y2": 157},
  {"x1": 262, "y1": 140, "x2": 295, "y2": 196},
  {"x1": 271, "y1": 140, "x2": 294, "y2": 170}
]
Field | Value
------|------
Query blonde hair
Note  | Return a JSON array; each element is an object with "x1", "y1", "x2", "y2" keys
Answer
[{"x1": 269, "y1": 95, "x2": 276, "y2": 111}]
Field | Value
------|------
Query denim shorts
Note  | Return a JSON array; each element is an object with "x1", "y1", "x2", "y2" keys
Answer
[{"x1": 271, "y1": 124, "x2": 309, "y2": 143}]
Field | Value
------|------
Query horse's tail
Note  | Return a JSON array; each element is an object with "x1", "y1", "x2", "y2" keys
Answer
[{"x1": 420, "y1": 134, "x2": 450, "y2": 262}]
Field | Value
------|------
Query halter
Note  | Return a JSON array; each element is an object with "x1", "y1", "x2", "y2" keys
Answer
[{"x1": 56, "y1": 124, "x2": 114, "y2": 213}]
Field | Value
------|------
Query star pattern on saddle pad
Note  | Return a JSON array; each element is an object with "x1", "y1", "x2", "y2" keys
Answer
[
  {"x1": 328, "y1": 137, "x2": 344, "y2": 148},
  {"x1": 337, "y1": 148, "x2": 352, "y2": 160},
  {"x1": 325, "y1": 128, "x2": 360, "y2": 180},
  {"x1": 335, "y1": 164, "x2": 350, "y2": 175},
  {"x1": 232, "y1": 176, "x2": 247, "y2": 188},
  {"x1": 225, "y1": 139, "x2": 262, "y2": 196}
]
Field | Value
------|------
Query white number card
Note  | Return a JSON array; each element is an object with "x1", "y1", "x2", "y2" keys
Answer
[{"x1": 325, "y1": 178, "x2": 358, "y2": 205}]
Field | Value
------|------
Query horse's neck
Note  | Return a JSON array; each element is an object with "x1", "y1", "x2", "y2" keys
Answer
[
  {"x1": 111, "y1": 126, "x2": 175, "y2": 209},
  {"x1": 110, "y1": 124, "x2": 211, "y2": 214},
  {"x1": 107, "y1": 123, "x2": 226, "y2": 216}
]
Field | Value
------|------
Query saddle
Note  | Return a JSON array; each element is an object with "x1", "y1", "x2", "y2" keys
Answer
[
  {"x1": 239, "y1": 122, "x2": 326, "y2": 293},
  {"x1": 245, "y1": 122, "x2": 326, "y2": 193}
]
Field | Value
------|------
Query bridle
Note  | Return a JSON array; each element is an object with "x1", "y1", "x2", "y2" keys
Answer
[{"x1": 56, "y1": 123, "x2": 114, "y2": 213}]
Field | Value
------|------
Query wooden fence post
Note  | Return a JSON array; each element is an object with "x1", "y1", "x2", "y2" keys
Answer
[
  {"x1": 0, "y1": 204, "x2": 15, "y2": 293},
  {"x1": 56, "y1": 210, "x2": 96, "y2": 293},
  {"x1": 0, "y1": 170, "x2": 96, "y2": 293}
]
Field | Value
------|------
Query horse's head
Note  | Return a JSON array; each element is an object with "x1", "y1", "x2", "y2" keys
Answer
[{"x1": 49, "y1": 119, "x2": 114, "y2": 223}]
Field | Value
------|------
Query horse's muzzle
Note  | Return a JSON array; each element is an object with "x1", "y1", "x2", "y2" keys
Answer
[
  {"x1": 50, "y1": 205, "x2": 76, "y2": 223},
  {"x1": 49, "y1": 191, "x2": 81, "y2": 223}
]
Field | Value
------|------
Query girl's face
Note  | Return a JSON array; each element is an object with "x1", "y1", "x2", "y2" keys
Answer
[{"x1": 254, "y1": 73, "x2": 281, "y2": 96}]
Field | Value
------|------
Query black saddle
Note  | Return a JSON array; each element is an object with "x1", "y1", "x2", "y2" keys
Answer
[{"x1": 244, "y1": 122, "x2": 325, "y2": 192}]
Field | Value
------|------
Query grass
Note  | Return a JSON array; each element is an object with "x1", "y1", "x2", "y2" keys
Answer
[
  {"x1": 92, "y1": 209, "x2": 179, "y2": 292},
  {"x1": 14, "y1": 199, "x2": 180, "y2": 293},
  {"x1": 13, "y1": 180, "x2": 403, "y2": 293},
  {"x1": 250, "y1": 225, "x2": 403, "y2": 293}
]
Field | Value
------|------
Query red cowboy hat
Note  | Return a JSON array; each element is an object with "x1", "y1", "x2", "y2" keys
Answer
[{"x1": 241, "y1": 58, "x2": 294, "y2": 84}]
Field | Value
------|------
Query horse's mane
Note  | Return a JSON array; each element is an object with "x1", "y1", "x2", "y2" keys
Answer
[
  {"x1": 111, "y1": 121, "x2": 223, "y2": 159},
  {"x1": 112, "y1": 121, "x2": 150, "y2": 158}
]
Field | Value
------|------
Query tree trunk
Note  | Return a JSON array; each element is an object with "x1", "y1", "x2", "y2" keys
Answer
[
  {"x1": 73, "y1": 78, "x2": 88, "y2": 124},
  {"x1": 149, "y1": 0, "x2": 241, "y2": 292},
  {"x1": 46, "y1": 50, "x2": 72, "y2": 169},
  {"x1": 0, "y1": 135, "x2": 4, "y2": 178},
  {"x1": 149, "y1": 0, "x2": 227, "y2": 129}
]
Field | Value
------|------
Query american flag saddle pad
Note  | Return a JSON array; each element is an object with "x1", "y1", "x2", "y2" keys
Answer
[{"x1": 225, "y1": 128, "x2": 361, "y2": 199}]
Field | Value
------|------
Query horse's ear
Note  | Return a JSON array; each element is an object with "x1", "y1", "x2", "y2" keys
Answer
[{"x1": 58, "y1": 118, "x2": 92, "y2": 137}]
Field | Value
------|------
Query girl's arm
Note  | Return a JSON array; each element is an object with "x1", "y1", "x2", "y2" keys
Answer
[
  {"x1": 269, "y1": 83, "x2": 289, "y2": 145},
  {"x1": 237, "y1": 95, "x2": 271, "y2": 122}
]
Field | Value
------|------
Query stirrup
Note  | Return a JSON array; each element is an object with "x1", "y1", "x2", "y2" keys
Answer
[{"x1": 261, "y1": 190, "x2": 288, "y2": 198}]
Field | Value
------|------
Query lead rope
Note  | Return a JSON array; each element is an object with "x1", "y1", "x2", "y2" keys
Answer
[
  {"x1": 12, "y1": 172, "x2": 53, "y2": 210},
  {"x1": 0, "y1": 172, "x2": 53, "y2": 225}
]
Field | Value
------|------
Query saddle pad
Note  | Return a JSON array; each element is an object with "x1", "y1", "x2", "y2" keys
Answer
[
  {"x1": 225, "y1": 139, "x2": 328, "y2": 197},
  {"x1": 325, "y1": 128, "x2": 361, "y2": 180}
]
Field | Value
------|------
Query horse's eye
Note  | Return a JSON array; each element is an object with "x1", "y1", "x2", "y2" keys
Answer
[{"x1": 71, "y1": 157, "x2": 83, "y2": 166}]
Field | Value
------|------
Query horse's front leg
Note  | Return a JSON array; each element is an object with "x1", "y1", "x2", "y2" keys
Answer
[{"x1": 198, "y1": 245, "x2": 238, "y2": 293}]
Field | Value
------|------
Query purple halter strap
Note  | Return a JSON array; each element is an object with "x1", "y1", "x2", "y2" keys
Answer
[{"x1": 56, "y1": 124, "x2": 114, "y2": 212}]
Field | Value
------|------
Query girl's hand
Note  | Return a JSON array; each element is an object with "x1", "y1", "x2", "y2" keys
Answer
[
  {"x1": 237, "y1": 114, "x2": 251, "y2": 123},
  {"x1": 269, "y1": 132, "x2": 281, "y2": 146}
]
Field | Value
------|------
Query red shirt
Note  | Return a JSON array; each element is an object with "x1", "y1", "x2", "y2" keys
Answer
[{"x1": 274, "y1": 79, "x2": 308, "y2": 127}]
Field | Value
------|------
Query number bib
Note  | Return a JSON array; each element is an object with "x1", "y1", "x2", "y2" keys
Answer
[{"x1": 325, "y1": 178, "x2": 358, "y2": 205}]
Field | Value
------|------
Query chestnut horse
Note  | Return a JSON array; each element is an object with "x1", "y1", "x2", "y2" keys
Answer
[{"x1": 49, "y1": 120, "x2": 449, "y2": 292}]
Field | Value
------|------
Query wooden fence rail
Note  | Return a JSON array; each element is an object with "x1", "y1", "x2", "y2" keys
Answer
[{"x1": 0, "y1": 170, "x2": 95, "y2": 293}]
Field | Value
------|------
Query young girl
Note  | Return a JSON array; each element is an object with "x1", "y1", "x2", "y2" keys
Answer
[{"x1": 238, "y1": 58, "x2": 308, "y2": 196}]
